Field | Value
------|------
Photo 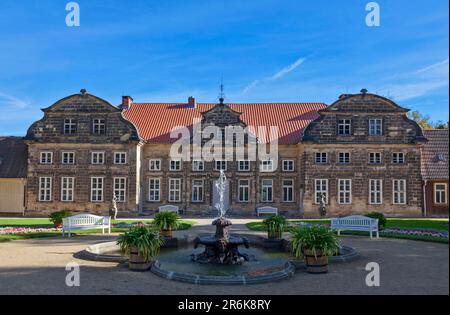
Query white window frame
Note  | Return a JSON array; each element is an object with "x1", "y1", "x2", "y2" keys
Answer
[
  {"x1": 169, "y1": 159, "x2": 182, "y2": 171},
  {"x1": 282, "y1": 160, "x2": 295, "y2": 172},
  {"x1": 393, "y1": 179, "x2": 407, "y2": 205},
  {"x1": 114, "y1": 177, "x2": 127, "y2": 202},
  {"x1": 282, "y1": 179, "x2": 294, "y2": 202},
  {"x1": 338, "y1": 119, "x2": 352, "y2": 135},
  {"x1": 90, "y1": 177, "x2": 104, "y2": 202},
  {"x1": 38, "y1": 177, "x2": 52, "y2": 202},
  {"x1": 238, "y1": 160, "x2": 250, "y2": 172},
  {"x1": 91, "y1": 151, "x2": 105, "y2": 165},
  {"x1": 192, "y1": 160, "x2": 205, "y2": 172},
  {"x1": 314, "y1": 179, "x2": 328, "y2": 204},
  {"x1": 215, "y1": 160, "x2": 227, "y2": 171},
  {"x1": 40, "y1": 152, "x2": 53, "y2": 164},
  {"x1": 261, "y1": 179, "x2": 273, "y2": 202},
  {"x1": 338, "y1": 152, "x2": 351, "y2": 164},
  {"x1": 61, "y1": 151, "x2": 75, "y2": 165},
  {"x1": 369, "y1": 179, "x2": 383, "y2": 205},
  {"x1": 392, "y1": 152, "x2": 405, "y2": 164},
  {"x1": 192, "y1": 179, "x2": 204, "y2": 202},
  {"x1": 338, "y1": 179, "x2": 352, "y2": 204},
  {"x1": 169, "y1": 178, "x2": 181, "y2": 202},
  {"x1": 149, "y1": 159, "x2": 161, "y2": 171},
  {"x1": 114, "y1": 152, "x2": 127, "y2": 165},
  {"x1": 61, "y1": 177, "x2": 74, "y2": 202},
  {"x1": 92, "y1": 118, "x2": 106, "y2": 135},
  {"x1": 260, "y1": 160, "x2": 274, "y2": 172},
  {"x1": 238, "y1": 179, "x2": 250, "y2": 202},
  {"x1": 148, "y1": 178, "x2": 161, "y2": 202},
  {"x1": 369, "y1": 152, "x2": 382, "y2": 164},
  {"x1": 315, "y1": 152, "x2": 328, "y2": 164},
  {"x1": 434, "y1": 183, "x2": 448, "y2": 204},
  {"x1": 369, "y1": 118, "x2": 383, "y2": 135},
  {"x1": 63, "y1": 118, "x2": 76, "y2": 135}
]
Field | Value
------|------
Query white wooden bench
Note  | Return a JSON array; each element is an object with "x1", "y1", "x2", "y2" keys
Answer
[
  {"x1": 331, "y1": 215, "x2": 379, "y2": 239},
  {"x1": 62, "y1": 214, "x2": 111, "y2": 238},
  {"x1": 256, "y1": 206, "x2": 278, "y2": 217},
  {"x1": 158, "y1": 205, "x2": 179, "y2": 214}
]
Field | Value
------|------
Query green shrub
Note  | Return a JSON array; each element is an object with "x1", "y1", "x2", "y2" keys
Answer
[
  {"x1": 153, "y1": 212, "x2": 180, "y2": 231},
  {"x1": 366, "y1": 212, "x2": 387, "y2": 230},
  {"x1": 290, "y1": 225, "x2": 340, "y2": 259},
  {"x1": 117, "y1": 226, "x2": 163, "y2": 262},
  {"x1": 263, "y1": 215, "x2": 287, "y2": 239},
  {"x1": 48, "y1": 210, "x2": 72, "y2": 227}
]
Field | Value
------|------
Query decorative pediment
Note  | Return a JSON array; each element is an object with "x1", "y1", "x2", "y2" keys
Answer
[{"x1": 201, "y1": 101, "x2": 245, "y2": 127}]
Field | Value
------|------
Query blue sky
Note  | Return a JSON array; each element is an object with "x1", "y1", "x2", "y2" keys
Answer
[{"x1": 0, "y1": 0, "x2": 448, "y2": 135}]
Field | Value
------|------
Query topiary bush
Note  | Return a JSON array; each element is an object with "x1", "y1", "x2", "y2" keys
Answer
[{"x1": 366, "y1": 212, "x2": 387, "y2": 230}]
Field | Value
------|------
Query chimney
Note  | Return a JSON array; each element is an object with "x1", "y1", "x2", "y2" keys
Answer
[
  {"x1": 187, "y1": 96, "x2": 196, "y2": 109},
  {"x1": 121, "y1": 96, "x2": 133, "y2": 110}
]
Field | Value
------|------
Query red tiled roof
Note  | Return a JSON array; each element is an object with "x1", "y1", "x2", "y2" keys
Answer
[
  {"x1": 421, "y1": 129, "x2": 449, "y2": 180},
  {"x1": 123, "y1": 103, "x2": 326, "y2": 144}
]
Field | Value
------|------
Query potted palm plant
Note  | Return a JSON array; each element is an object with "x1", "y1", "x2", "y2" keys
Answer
[
  {"x1": 263, "y1": 215, "x2": 287, "y2": 240},
  {"x1": 153, "y1": 212, "x2": 180, "y2": 238},
  {"x1": 48, "y1": 210, "x2": 72, "y2": 228},
  {"x1": 290, "y1": 225, "x2": 340, "y2": 274},
  {"x1": 117, "y1": 226, "x2": 163, "y2": 271}
]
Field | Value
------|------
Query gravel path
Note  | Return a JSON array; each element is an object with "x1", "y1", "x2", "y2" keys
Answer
[{"x1": 0, "y1": 220, "x2": 448, "y2": 295}]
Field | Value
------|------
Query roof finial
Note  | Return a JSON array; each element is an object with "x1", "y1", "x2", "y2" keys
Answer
[
  {"x1": 360, "y1": 88, "x2": 368, "y2": 94},
  {"x1": 219, "y1": 76, "x2": 225, "y2": 104},
  {"x1": 80, "y1": 88, "x2": 87, "y2": 95}
]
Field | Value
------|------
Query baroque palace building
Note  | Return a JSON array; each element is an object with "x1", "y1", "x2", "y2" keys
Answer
[{"x1": 17, "y1": 88, "x2": 434, "y2": 218}]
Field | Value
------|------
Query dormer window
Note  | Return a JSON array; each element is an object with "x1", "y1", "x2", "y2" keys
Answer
[
  {"x1": 64, "y1": 119, "x2": 77, "y2": 135},
  {"x1": 369, "y1": 119, "x2": 383, "y2": 135},
  {"x1": 337, "y1": 119, "x2": 351, "y2": 135},
  {"x1": 93, "y1": 119, "x2": 106, "y2": 135}
]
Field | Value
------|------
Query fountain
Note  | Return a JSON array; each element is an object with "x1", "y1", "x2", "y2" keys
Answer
[{"x1": 191, "y1": 170, "x2": 251, "y2": 265}]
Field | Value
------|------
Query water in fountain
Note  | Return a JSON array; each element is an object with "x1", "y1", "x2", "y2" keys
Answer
[{"x1": 191, "y1": 170, "x2": 251, "y2": 265}]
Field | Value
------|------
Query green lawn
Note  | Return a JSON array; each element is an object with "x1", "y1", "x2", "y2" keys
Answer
[{"x1": 0, "y1": 218, "x2": 196, "y2": 242}]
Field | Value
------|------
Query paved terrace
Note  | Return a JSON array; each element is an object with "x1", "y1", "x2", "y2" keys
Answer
[{"x1": 0, "y1": 219, "x2": 448, "y2": 295}]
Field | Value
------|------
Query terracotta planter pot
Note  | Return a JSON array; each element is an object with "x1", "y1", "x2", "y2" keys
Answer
[
  {"x1": 128, "y1": 246, "x2": 152, "y2": 271},
  {"x1": 303, "y1": 249, "x2": 329, "y2": 274},
  {"x1": 54, "y1": 222, "x2": 63, "y2": 229},
  {"x1": 160, "y1": 229, "x2": 173, "y2": 238}
]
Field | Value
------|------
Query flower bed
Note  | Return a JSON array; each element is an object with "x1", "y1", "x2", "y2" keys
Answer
[
  {"x1": 0, "y1": 227, "x2": 59, "y2": 235},
  {"x1": 383, "y1": 228, "x2": 448, "y2": 238}
]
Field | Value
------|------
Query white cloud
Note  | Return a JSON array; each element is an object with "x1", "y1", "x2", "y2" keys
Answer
[{"x1": 0, "y1": 91, "x2": 29, "y2": 109}]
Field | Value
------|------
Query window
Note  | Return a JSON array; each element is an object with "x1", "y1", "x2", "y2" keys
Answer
[
  {"x1": 91, "y1": 177, "x2": 104, "y2": 202},
  {"x1": 39, "y1": 177, "x2": 52, "y2": 201},
  {"x1": 40, "y1": 152, "x2": 53, "y2": 164},
  {"x1": 260, "y1": 160, "x2": 274, "y2": 172},
  {"x1": 338, "y1": 179, "x2": 352, "y2": 204},
  {"x1": 282, "y1": 160, "x2": 295, "y2": 172},
  {"x1": 338, "y1": 119, "x2": 351, "y2": 135},
  {"x1": 261, "y1": 179, "x2": 273, "y2": 202},
  {"x1": 192, "y1": 160, "x2": 204, "y2": 171},
  {"x1": 314, "y1": 179, "x2": 328, "y2": 204},
  {"x1": 149, "y1": 159, "x2": 161, "y2": 171},
  {"x1": 238, "y1": 160, "x2": 250, "y2": 172},
  {"x1": 61, "y1": 177, "x2": 74, "y2": 202},
  {"x1": 61, "y1": 151, "x2": 75, "y2": 164},
  {"x1": 238, "y1": 179, "x2": 250, "y2": 202},
  {"x1": 283, "y1": 179, "x2": 294, "y2": 202},
  {"x1": 338, "y1": 152, "x2": 351, "y2": 164},
  {"x1": 315, "y1": 152, "x2": 328, "y2": 164},
  {"x1": 434, "y1": 183, "x2": 447, "y2": 204},
  {"x1": 64, "y1": 119, "x2": 76, "y2": 135},
  {"x1": 392, "y1": 152, "x2": 405, "y2": 164},
  {"x1": 92, "y1": 119, "x2": 106, "y2": 135},
  {"x1": 215, "y1": 160, "x2": 227, "y2": 171},
  {"x1": 170, "y1": 159, "x2": 182, "y2": 171},
  {"x1": 169, "y1": 178, "x2": 181, "y2": 202},
  {"x1": 91, "y1": 152, "x2": 105, "y2": 165},
  {"x1": 393, "y1": 179, "x2": 406, "y2": 204},
  {"x1": 369, "y1": 179, "x2": 383, "y2": 204},
  {"x1": 114, "y1": 152, "x2": 127, "y2": 164},
  {"x1": 369, "y1": 119, "x2": 383, "y2": 135},
  {"x1": 192, "y1": 179, "x2": 204, "y2": 202},
  {"x1": 114, "y1": 177, "x2": 127, "y2": 202},
  {"x1": 369, "y1": 152, "x2": 382, "y2": 164},
  {"x1": 149, "y1": 178, "x2": 160, "y2": 202}
]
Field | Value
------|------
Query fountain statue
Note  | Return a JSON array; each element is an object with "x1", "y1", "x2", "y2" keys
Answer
[
  {"x1": 191, "y1": 170, "x2": 250, "y2": 264},
  {"x1": 110, "y1": 193, "x2": 118, "y2": 220}
]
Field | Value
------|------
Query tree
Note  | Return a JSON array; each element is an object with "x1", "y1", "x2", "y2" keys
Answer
[
  {"x1": 434, "y1": 121, "x2": 448, "y2": 129},
  {"x1": 408, "y1": 111, "x2": 433, "y2": 129}
]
